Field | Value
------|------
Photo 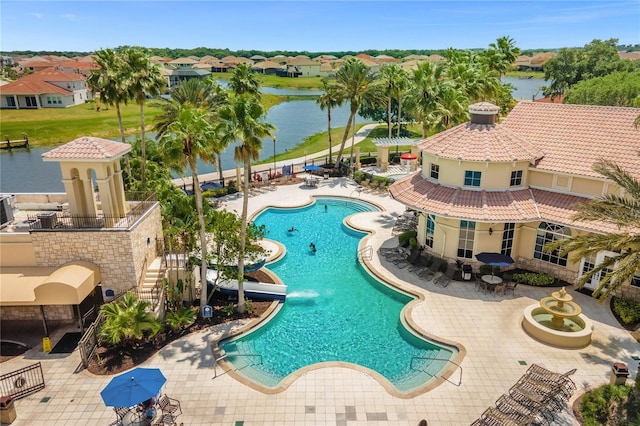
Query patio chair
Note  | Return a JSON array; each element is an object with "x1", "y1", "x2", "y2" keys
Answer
[
  {"x1": 157, "y1": 394, "x2": 182, "y2": 417},
  {"x1": 114, "y1": 406, "x2": 129, "y2": 421},
  {"x1": 434, "y1": 273, "x2": 450, "y2": 288},
  {"x1": 394, "y1": 248, "x2": 421, "y2": 269},
  {"x1": 503, "y1": 281, "x2": 518, "y2": 296},
  {"x1": 418, "y1": 258, "x2": 443, "y2": 281}
]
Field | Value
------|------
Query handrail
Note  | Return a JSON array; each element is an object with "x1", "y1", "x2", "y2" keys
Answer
[
  {"x1": 212, "y1": 351, "x2": 263, "y2": 378},
  {"x1": 357, "y1": 245, "x2": 373, "y2": 262},
  {"x1": 410, "y1": 356, "x2": 463, "y2": 386}
]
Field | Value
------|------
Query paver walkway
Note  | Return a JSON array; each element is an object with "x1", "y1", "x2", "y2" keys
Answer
[{"x1": 4, "y1": 178, "x2": 639, "y2": 425}]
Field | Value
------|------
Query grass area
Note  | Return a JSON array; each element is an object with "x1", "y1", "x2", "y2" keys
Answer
[
  {"x1": 504, "y1": 70, "x2": 545, "y2": 79},
  {"x1": 212, "y1": 72, "x2": 324, "y2": 90},
  {"x1": 1, "y1": 94, "x2": 284, "y2": 147}
]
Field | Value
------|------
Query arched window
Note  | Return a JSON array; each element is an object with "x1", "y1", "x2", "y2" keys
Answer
[{"x1": 533, "y1": 222, "x2": 570, "y2": 266}]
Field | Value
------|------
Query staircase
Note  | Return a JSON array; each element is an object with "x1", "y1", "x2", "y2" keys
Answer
[{"x1": 137, "y1": 257, "x2": 166, "y2": 311}]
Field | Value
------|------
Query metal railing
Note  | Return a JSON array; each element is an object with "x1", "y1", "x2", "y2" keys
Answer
[
  {"x1": 410, "y1": 356, "x2": 463, "y2": 387},
  {"x1": 0, "y1": 362, "x2": 45, "y2": 400},
  {"x1": 27, "y1": 192, "x2": 157, "y2": 231}
]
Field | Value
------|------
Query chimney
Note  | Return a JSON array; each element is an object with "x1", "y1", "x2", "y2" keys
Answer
[{"x1": 468, "y1": 102, "x2": 500, "y2": 125}]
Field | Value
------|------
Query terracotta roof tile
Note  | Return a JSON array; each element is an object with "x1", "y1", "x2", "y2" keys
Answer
[
  {"x1": 418, "y1": 122, "x2": 544, "y2": 162},
  {"x1": 42, "y1": 137, "x2": 131, "y2": 161},
  {"x1": 389, "y1": 173, "x2": 622, "y2": 234},
  {"x1": 502, "y1": 103, "x2": 640, "y2": 178}
]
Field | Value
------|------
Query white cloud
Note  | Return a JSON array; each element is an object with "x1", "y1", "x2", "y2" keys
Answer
[
  {"x1": 60, "y1": 13, "x2": 78, "y2": 21},
  {"x1": 29, "y1": 13, "x2": 44, "y2": 19}
]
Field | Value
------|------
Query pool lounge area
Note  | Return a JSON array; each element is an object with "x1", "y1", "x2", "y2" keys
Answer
[{"x1": 3, "y1": 177, "x2": 639, "y2": 425}]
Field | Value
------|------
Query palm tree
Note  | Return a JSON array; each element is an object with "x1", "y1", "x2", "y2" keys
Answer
[
  {"x1": 379, "y1": 64, "x2": 406, "y2": 138},
  {"x1": 99, "y1": 292, "x2": 161, "y2": 348},
  {"x1": 155, "y1": 102, "x2": 219, "y2": 310},
  {"x1": 218, "y1": 94, "x2": 275, "y2": 313},
  {"x1": 316, "y1": 78, "x2": 343, "y2": 164},
  {"x1": 546, "y1": 159, "x2": 640, "y2": 301},
  {"x1": 431, "y1": 83, "x2": 469, "y2": 131},
  {"x1": 124, "y1": 47, "x2": 166, "y2": 186},
  {"x1": 228, "y1": 63, "x2": 261, "y2": 96},
  {"x1": 406, "y1": 61, "x2": 446, "y2": 138},
  {"x1": 87, "y1": 48, "x2": 129, "y2": 143},
  {"x1": 489, "y1": 35, "x2": 521, "y2": 77},
  {"x1": 333, "y1": 58, "x2": 381, "y2": 168}
]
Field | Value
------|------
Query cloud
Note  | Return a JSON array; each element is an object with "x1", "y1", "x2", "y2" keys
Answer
[
  {"x1": 60, "y1": 13, "x2": 78, "y2": 21},
  {"x1": 29, "y1": 13, "x2": 44, "y2": 19}
]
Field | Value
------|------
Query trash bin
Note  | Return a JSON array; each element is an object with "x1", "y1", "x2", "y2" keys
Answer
[
  {"x1": 610, "y1": 362, "x2": 630, "y2": 385},
  {"x1": 462, "y1": 264, "x2": 473, "y2": 281},
  {"x1": 0, "y1": 396, "x2": 16, "y2": 424},
  {"x1": 323, "y1": 171, "x2": 329, "y2": 180}
]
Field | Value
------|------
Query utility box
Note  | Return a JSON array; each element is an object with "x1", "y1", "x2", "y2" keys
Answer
[
  {"x1": 0, "y1": 396, "x2": 16, "y2": 424},
  {"x1": 462, "y1": 264, "x2": 473, "y2": 281},
  {"x1": 610, "y1": 362, "x2": 630, "y2": 385},
  {"x1": 37, "y1": 211, "x2": 58, "y2": 229}
]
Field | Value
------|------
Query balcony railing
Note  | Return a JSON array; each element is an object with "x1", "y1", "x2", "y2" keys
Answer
[{"x1": 27, "y1": 192, "x2": 157, "y2": 231}]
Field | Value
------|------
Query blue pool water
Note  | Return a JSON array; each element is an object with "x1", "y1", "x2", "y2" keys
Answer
[{"x1": 220, "y1": 197, "x2": 455, "y2": 393}]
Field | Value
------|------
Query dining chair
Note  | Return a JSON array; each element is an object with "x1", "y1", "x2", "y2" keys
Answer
[{"x1": 157, "y1": 394, "x2": 182, "y2": 417}]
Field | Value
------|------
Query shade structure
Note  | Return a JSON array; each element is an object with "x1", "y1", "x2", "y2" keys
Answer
[
  {"x1": 400, "y1": 153, "x2": 417, "y2": 160},
  {"x1": 100, "y1": 368, "x2": 166, "y2": 407},
  {"x1": 475, "y1": 252, "x2": 515, "y2": 267},
  {"x1": 302, "y1": 165, "x2": 323, "y2": 171}
]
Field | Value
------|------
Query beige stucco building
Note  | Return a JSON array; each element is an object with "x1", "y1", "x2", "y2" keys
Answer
[
  {"x1": 389, "y1": 102, "x2": 640, "y2": 298},
  {"x1": 0, "y1": 137, "x2": 164, "y2": 333}
]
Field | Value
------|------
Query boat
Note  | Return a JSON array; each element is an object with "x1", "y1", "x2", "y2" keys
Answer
[{"x1": 206, "y1": 269, "x2": 287, "y2": 301}]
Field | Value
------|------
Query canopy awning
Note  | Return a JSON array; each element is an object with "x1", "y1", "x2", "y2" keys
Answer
[
  {"x1": 0, "y1": 260, "x2": 101, "y2": 306},
  {"x1": 372, "y1": 137, "x2": 420, "y2": 147}
]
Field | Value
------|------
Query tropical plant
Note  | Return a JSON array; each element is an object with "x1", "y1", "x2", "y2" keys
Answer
[
  {"x1": 316, "y1": 78, "x2": 343, "y2": 163},
  {"x1": 483, "y1": 35, "x2": 521, "y2": 77},
  {"x1": 164, "y1": 306, "x2": 197, "y2": 332},
  {"x1": 228, "y1": 62, "x2": 261, "y2": 96},
  {"x1": 379, "y1": 64, "x2": 409, "y2": 137},
  {"x1": 218, "y1": 92, "x2": 275, "y2": 313},
  {"x1": 333, "y1": 58, "x2": 381, "y2": 168},
  {"x1": 123, "y1": 47, "x2": 166, "y2": 186},
  {"x1": 546, "y1": 158, "x2": 640, "y2": 300},
  {"x1": 406, "y1": 61, "x2": 446, "y2": 138},
  {"x1": 99, "y1": 292, "x2": 162, "y2": 347},
  {"x1": 155, "y1": 100, "x2": 220, "y2": 310},
  {"x1": 87, "y1": 48, "x2": 129, "y2": 143}
]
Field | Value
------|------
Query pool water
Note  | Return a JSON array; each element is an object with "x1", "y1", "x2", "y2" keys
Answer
[{"x1": 220, "y1": 197, "x2": 455, "y2": 393}]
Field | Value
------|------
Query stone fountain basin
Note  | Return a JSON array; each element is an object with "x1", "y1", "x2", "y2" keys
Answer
[{"x1": 522, "y1": 304, "x2": 593, "y2": 349}]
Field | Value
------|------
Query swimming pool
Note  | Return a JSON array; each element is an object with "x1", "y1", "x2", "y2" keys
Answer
[{"x1": 218, "y1": 196, "x2": 458, "y2": 396}]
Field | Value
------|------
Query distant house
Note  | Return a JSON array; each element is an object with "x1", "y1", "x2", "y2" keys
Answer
[
  {"x1": 167, "y1": 68, "x2": 211, "y2": 88},
  {"x1": 285, "y1": 57, "x2": 321, "y2": 77},
  {"x1": 0, "y1": 68, "x2": 92, "y2": 109},
  {"x1": 252, "y1": 60, "x2": 285, "y2": 76}
]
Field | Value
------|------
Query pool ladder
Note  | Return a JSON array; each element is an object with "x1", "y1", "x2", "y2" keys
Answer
[
  {"x1": 357, "y1": 245, "x2": 373, "y2": 262},
  {"x1": 410, "y1": 357, "x2": 463, "y2": 387},
  {"x1": 212, "y1": 352, "x2": 263, "y2": 378}
]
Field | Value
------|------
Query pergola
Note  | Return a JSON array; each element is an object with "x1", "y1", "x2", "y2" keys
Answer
[{"x1": 372, "y1": 137, "x2": 421, "y2": 172}]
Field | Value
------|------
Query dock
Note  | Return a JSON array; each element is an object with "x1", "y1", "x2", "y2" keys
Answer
[{"x1": 1, "y1": 133, "x2": 29, "y2": 150}]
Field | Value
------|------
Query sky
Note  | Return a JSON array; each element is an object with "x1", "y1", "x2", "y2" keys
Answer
[{"x1": 1, "y1": 1, "x2": 639, "y2": 53}]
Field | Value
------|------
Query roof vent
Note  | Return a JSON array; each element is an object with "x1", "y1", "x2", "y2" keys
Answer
[{"x1": 468, "y1": 102, "x2": 500, "y2": 124}]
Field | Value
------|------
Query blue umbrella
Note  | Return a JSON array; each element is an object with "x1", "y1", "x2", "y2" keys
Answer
[
  {"x1": 100, "y1": 367, "x2": 166, "y2": 407},
  {"x1": 475, "y1": 252, "x2": 514, "y2": 267},
  {"x1": 302, "y1": 165, "x2": 323, "y2": 171}
]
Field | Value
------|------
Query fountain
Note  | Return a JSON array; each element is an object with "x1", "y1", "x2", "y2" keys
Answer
[{"x1": 522, "y1": 287, "x2": 594, "y2": 348}]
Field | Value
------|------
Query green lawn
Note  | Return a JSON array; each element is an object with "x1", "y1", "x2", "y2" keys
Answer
[
  {"x1": 0, "y1": 94, "x2": 284, "y2": 147},
  {"x1": 212, "y1": 72, "x2": 325, "y2": 90}
]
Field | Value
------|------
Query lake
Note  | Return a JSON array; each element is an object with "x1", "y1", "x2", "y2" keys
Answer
[{"x1": 0, "y1": 79, "x2": 545, "y2": 193}]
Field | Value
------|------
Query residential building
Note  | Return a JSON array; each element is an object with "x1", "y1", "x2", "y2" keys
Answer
[
  {"x1": 0, "y1": 68, "x2": 92, "y2": 109},
  {"x1": 389, "y1": 101, "x2": 640, "y2": 298}
]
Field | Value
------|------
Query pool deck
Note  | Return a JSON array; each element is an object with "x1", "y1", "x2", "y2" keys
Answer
[{"x1": 4, "y1": 177, "x2": 639, "y2": 425}]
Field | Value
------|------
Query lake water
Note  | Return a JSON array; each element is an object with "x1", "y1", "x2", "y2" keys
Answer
[{"x1": 0, "y1": 79, "x2": 545, "y2": 193}]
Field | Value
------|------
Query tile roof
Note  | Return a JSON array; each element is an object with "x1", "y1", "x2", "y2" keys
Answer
[
  {"x1": 42, "y1": 137, "x2": 131, "y2": 161},
  {"x1": 501, "y1": 102, "x2": 640, "y2": 178},
  {"x1": 1, "y1": 68, "x2": 87, "y2": 95},
  {"x1": 417, "y1": 121, "x2": 545, "y2": 162},
  {"x1": 389, "y1": 172, "x2": 622, "y2": 234}
]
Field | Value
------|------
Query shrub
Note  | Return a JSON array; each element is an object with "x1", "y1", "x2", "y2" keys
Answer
[
  {"x1": 579, "y1": 383, "x2": 635, "y2": 426},
  {"x1": 398, "y1": 231, "x2": 417, "y2": 247},
  {"x1": 164, "y1": 306, "x2": 197, "y2": 332},
  {"x1": 613, "y1": 296, "x2": 640, "y2": 324},
  {"x1": 512, "y1": 272, "x2": 555, "y2": 286},
  {"x1": 438, "y1": 261, "x2": 448, "y2": 273}
]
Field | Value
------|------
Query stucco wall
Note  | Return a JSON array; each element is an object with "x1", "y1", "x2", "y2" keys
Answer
[
  {"x1": 0, "y1": 304, "x2": 73, "y2": 321},
  {"x1": 0, "y1": 233, "x2": 37, "y2": 267}
]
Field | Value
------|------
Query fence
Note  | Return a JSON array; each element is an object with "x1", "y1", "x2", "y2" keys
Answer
[{"x1": 0, "y1": 362, "x2": 45, "y2": 400}]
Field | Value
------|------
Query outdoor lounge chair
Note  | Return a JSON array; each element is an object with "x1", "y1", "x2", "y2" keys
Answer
[
  {"x1": 393, "y1": 248, "x2": 421, "y2": 269},
  {"x1": 417, "y1": 258, "x2": 443, "y2": 280},
  {"x1": 434, "y1": 272, "x2": 450, "y2": 287}
]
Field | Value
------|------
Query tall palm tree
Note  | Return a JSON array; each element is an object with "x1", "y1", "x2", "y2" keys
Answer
[
  {"x1": 229, "y1": 63, "x2": 261, "y2": 96},
  {"x1": 406, "y1": 61, "x2": 446, "y2": 138},
  {"x1": 316, "y1": 78, "x2": 343, "y2": 163},
  {"x1": 380, "y1": 64, "x2": 409, "y2": 138},
  {"x1": 155, "y1": 102, "x2": 219, "y2": 310},
  {"x1": 87, "y1": 48, "x2": 129, "y2": 143},
  {"x1": 218, "y1": 94, "x2": 275, "y2": 313},
  {"x1": 333, "y1": 58, "x2": 381, "y2": 168},
  {"x1": 431, "y1": 82, "x2": 469, "y2": 131},
  {"x1": 489, "y1": 35, "x2": 521, "y2": 77},
  {"x1": 124, "y1": 47, "x2": 166, "y2": 186},
  {"x1": 546, "y1": 159, "x2": 640, "y2": 301}
]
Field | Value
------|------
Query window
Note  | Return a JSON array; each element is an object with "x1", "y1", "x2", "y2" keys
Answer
[
  {"x1": 501, "y1": 223, "x2": 515, "y2": 257},
  {"x1": 464, "y1": 170, "x2": 481, "y2": 187},
  {"x1": 510, "y1": 170, "x2": 523, "y2": 186},
  {"x1": 457, "y1": 220, "x2": 475, "y2": 258},
  {"x1": 581, "y1": 255, "x2": 597, "y2": 286},
  {"x1": 631, "y1": 276, "x2": 640, "y2": 288},
  {"x1": 430, "y1": 164, "x2": 439, "y2": 180},
  {"x1": 7, "y1": 97, "x2": 15, "y2": 107},
  {"x1": 25, "y1": 96, "x2": 37, "y2": 107},
  {"x1": 425, "y1": 214, "x2": 435, "y2": 248},
  {"x1": 534, "y1": 222, "x2": 570, "y2": 266}
]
